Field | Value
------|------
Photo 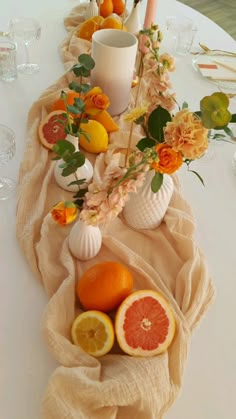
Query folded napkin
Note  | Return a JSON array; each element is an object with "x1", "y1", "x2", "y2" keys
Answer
[{"x1": 16, "y1": 5, "x2": 215, "y2": 419}]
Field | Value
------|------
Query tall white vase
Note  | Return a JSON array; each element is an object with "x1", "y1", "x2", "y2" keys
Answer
[
  {"x1": 124, "y1": 3, "x2": 141, "y2": 35},
  {"x1": 54, "y1": 134, "x2": 93, "y2": 192},
  {"x1": 122, "y1": 171, "x2": 174, "y2": 230},
  {"x1": 68, "y1": 219, "x2": 102, "y2": 261}
]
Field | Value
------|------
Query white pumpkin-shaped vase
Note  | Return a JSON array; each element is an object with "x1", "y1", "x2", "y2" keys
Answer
[
  {"x1": 123, "y1": 171, "x2": 174, "y2": 230},
  {"x1": 54, "y1": 134, "x2": 93, "y2": 192},
  {"x1": 124, "y1": 2, "x2": 141, "y2": 35},
  {"x1": 68, "y1": 219, "x2": 102, "y2": 261}
]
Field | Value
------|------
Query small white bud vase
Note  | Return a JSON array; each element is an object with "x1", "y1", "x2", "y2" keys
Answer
[
  {"x1": 85, "y1": 0, "x2": 99, "y2": 20},
  {"x1": 124, "y1": 3, "x2": 141, "y2": 35},
  {"x1": 54, "y1": 134, "x2": 93, "y2": 192},
  {"x1": 123, "y1": 171, "x2": 174, "y2": 230},
  {"x1": 68, "y1": 219, "x2": 102, "y2": 261}
]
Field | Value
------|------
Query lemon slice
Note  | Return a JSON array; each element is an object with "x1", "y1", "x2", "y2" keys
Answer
[{"x1": 71, "y1": 310, "x2": 114, "y2": 357}]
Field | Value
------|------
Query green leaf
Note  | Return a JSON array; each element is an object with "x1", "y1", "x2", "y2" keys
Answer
[
  {"x1": 137, "y1": 137, "x2": 156, "y2": 151},
  {"x1": 67, "y1": 105, "x2": 81, "y2": 115},
  {"x1": 78, "y1": 54, "x2": 95, "y2": 70},
  {"x1": 151, "y1": 172, "x2": 163, "y2": 193},
  {"x1": 230, "y1": 113, "x2": 236, "y2": 123},
  {"x1": 73, "y1": 97, "x2": 85, "y2": 112},
  {"x1": 68, "y1": 82, "x2": 91, "y2": 94},
  {"x1": 188, "y1": 169, "x2": 205, "y2": 186},
  {"x1": 223, "y1": 126, "x2": 235, "y2": 138},
  {"x1": 68, "y1": 180, "x2": 87, "y2": 187},
  {"x1": 73, "y1": 198, "x2": 84, "y2": 207},
  {"x1": 194, "y1": 111, "x2": 201, "y2": 118},
  {"x1": 52, "y1": 140, "x2": 75, "y2": 156},
  {"x1": 73, "y1": 188, "x2": 87, "y2": 197},
  {"x1": 80, "y1": 131, "x2": 91, "y2": 143},
  {"x1": 148, "y1": 106, "x2": 172, "y2": 141},
  {"x1": 72, "y1": 151, "x2": 86, "y2": 167},
  {"x1": 182, "y1": 101, "x2": 188, "y2": 109},
  {"x1": 61, "y1": 166, "x2": 77, "y2": 176}
]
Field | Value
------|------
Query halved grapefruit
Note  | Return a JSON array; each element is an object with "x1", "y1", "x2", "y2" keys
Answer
[
  {"x1": 38, "y1": 110, "x2": 68, "y2": 150},
  {"x1": 115, "y1": 289, "x2": 175, "y2": 357}
]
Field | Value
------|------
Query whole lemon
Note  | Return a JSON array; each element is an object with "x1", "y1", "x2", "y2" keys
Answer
[{"x1": 79, "y1": 120, "x2": 109, "y2": 154}]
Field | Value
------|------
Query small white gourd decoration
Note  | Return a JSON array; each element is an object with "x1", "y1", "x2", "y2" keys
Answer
[
  {"x1": 124, "y1": 2, "x2": 141, "y2": 35},
  {"x1": 54, "y1": 134, "x2": 93, "y2": 192},
  {"x1": 85, "y1": 0, "x2": 99, "y2": 20},
  {"x1": 68, "y1": 219, "x2": 102, "y2": 261}
]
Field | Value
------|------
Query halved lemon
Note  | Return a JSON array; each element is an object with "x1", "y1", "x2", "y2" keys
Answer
[{"x1": 71, "y1": 310, "x2": 115, "y2": 357}]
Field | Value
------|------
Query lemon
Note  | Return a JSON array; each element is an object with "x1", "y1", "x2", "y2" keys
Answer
[
  {"x1": 71, "y1": 310, "x2": 115, "y2": 357},
  {"x1": 79, "y1": 120, "x2": 109, "y2": 154}
]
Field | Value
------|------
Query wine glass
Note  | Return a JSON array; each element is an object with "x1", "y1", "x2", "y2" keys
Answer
[
  {"x1": 0, "y1": 125, "x2": 16, "y2": 200},
  {"x1": 9, "y1": 17, "x2": 41, "y2": 75}
]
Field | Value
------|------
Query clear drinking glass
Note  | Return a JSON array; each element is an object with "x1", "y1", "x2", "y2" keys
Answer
[
  {"x1": 9, "y1": 17, "x2": 41, "y2": 74},
  {"x1": 0, "y1": 125, "x2": 16, "y2": 200}
]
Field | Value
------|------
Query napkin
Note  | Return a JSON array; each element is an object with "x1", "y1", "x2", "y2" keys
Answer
[{"x1": 16, "y1": 5, "x2": 215, "y2": 419}]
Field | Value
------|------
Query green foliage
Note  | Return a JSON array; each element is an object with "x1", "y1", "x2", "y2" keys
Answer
[
  {"x1": 151, "y1": 172, "x2": 163, "y2": 192},
  {"x1": 52, "y1": 140, "x2": 85, "y2": 177},
  {"x1": 148, "y1": 106, "x2": 172, "y2": 142},
  {"x1": 137, "y1": 137, "x2": 156, "y2": 151}
]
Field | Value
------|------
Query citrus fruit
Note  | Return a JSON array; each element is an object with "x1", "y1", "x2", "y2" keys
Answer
[
  {"x1": 112, "y1": 0, "x2": 125, "y2": 16},
  {"x1": 38, "y1": 110, "x2": 68, "y2": 150},
  {"x1": 71, "y1": 310, "x2": 115, "y2": 357},
  {"x1": 76, "y1": 16, "x2": 103, "y2": 41},
  {"x1": 77, "y1": 261, "x2": 134, "y2": 312},
  {"x1": 100, "y1": 16, "x2": 123, "y2": 30},
  {"x1": 52, "y1": 91, "x2": 81, "y2": 112},
  {"x1": 79, "y1": 120, "x2": 109, "y2": 154},
  {"x1": 100, "y1": 0, "x2": 114, "y2": 18},
  {"x1": 90, "y1": 110, "x2": 119, "y2": 133},
  {"x1": 115, "y1": 289, "x2": 176, "y2": 357}
]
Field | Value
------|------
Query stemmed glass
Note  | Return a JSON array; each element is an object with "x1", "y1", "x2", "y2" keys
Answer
[
  {"x1": 0, "y1": 125, "x2": 16, "y2": 200},
  {"x1": 9, "y1": 17, "x2": 41, "y2": 74}
]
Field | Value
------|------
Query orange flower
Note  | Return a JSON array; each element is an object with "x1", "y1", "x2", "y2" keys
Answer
[
  {"x1": 151, "y1": 143, "x2": 183, "y2": 174},
  {"x1": 164, "y1": 109, "x2": 209, "y2": 160},
  {"x1": 51, "y1": 201, "x2": 78, "y2": 226},
  {"x1": 84, "y1": 87, "x2": 110, "y2": 115}
]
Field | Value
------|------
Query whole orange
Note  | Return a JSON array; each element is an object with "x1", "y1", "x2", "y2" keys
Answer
[
  {"x1": 112, "y1": 0, "x2": 125, "y2": 16},
  {"x1": 52, "y1": 91, "x2": 81, "y2": 112},
  {"x1": 77, "y1": 261, "x2": 134, "y2": 312},
  {"x1": 99, "y1": 0, "x2": 113, "y2": 18}
]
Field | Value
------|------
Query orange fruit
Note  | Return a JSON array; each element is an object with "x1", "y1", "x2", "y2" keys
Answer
[
  {"x1": 100, "y1": 16, "x2": 123, "y2": 30},
  {"x1": 91, "y1": 110, "x2": 119, "y2": 133},
  {"x1": 71, "y1": 310, "x2": 115, "y2": 357},
  {"x1": 76, "y1": 18, "x2": 99, "y2": 41},
  {"x1": 115, "y1": 289, "x2": 176, "y2": 357},
  {"x1": 112, "y1": 0, "x2": 125, "y2": 16},
  {"x1": 77, "y1": 261, "x2": 134, "y2": 312},
  {"x1": 91, "y1": 15, "x2": 104, "y2": 26},
  {"x1": 52, "y1": 91, "x2": 81, "y2": 112},
  {"x1": 100, "y1": 0, "x2": 114, "y2": 18},
  {"x1": 38, "y1": 110, "x2": 68, "y2": 150}
]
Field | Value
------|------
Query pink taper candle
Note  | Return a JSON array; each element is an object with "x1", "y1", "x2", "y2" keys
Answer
[
  {"x1": 140, "y1": 0, "x2": 158, "y2": 53},
  {"x1": 144, "y1": 0, "x2": 158, "y2": 29}
]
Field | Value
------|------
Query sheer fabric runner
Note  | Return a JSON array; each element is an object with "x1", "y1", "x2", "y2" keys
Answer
[{"x1": 16, "y1": 5, "x2": 215, "y2": 419}]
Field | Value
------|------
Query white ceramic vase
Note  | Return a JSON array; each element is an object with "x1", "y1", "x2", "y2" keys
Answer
[
  {"x1": 68, "y1": 219, "x2": 102, "y2": 261},
  {"x1": 54, "y1": 134, "x2": 93, "y2": 192},
  {"x1": 124, "y1": 3, "x2": 141, "y2": 35},
  {"x1": 85, "y1": 0, "x2": 98, "y2": 20},
  {"x1": 123, "y1": 171, "x2": 174, "y2": 230}
]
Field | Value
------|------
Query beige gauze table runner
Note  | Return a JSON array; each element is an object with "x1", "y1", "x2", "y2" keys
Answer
[{"x1": 16, "y1": 4, "x2": 215, "y2": 419}]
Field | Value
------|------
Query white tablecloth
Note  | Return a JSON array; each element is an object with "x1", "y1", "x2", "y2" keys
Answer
[{"x1": 0, "y1": 1, "x2": 236, "y2": 418}]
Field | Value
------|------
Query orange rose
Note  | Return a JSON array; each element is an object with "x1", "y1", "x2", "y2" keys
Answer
[
  {"x1": 151, "y1": 143, "x2": 183, "y2": 174},
  {"x1": 164, "y1": 109, "x2": 209, "y2": 160},
  {"x1": 51, "y1": 201, "x2": 78, "y2": 226},
  {"x1": 84, "y1": 86, "x2": 110, "y2": 115}
]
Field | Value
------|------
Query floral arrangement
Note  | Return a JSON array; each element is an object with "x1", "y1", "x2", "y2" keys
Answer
[{"x1": 51, "y1": 24, "x2": 236, "y2": 227}]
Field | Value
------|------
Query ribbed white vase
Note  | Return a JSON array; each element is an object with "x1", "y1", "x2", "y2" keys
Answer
[
  {"x1": 68, "y1": 219, "x2": 102, "y2": 261},
  {"x1": 123, "y1": 171, "x2": 174, "y2": 230}
]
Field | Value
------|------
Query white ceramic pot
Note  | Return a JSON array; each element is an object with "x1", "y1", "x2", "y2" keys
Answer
[
  {"x1": 123, "y1": 171, "x2": 174, "y2": 230},
  {"x1": 68, "y1": 219, "x2": 102, "y2": 261},
  {"x1": 85, "y1": 0, "x2": 98, "y2": 20},
  {"x1": 54, "y1": 134, "x2": 93, "y2": 192}
]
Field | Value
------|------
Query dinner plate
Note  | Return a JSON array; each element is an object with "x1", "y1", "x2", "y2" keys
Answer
[{"x1": 192, "y1": 51, "x2": 236, "y2": 90}]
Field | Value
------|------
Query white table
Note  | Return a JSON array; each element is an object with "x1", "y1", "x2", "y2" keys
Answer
[{"x1": 0, "y1": 1, "x2": 236, "y2": 418}]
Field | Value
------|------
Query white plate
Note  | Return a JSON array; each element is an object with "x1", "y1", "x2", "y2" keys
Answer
[{"x1": 192, "y1": 51, "x2": 236, "y2": 90}]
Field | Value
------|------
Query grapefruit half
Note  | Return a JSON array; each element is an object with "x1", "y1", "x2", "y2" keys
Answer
[
  {"x1": 115, "y1": 289, "x2": 176, "y2": 357},
  {"x1": 38, "y1": 110, "x2": 68, "y2": 150}
]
